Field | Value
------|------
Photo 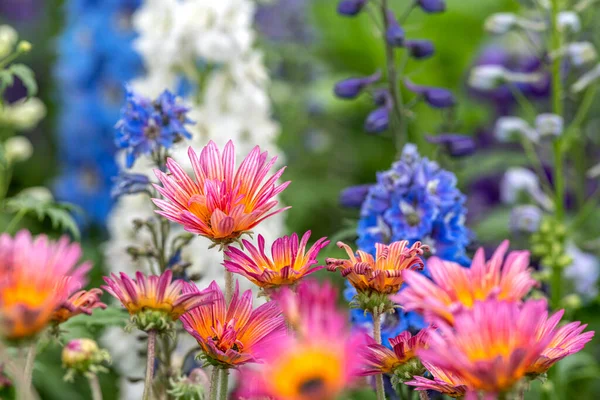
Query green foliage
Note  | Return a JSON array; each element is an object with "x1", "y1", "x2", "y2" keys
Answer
[
  {"x1": 8, "y1": 63, "x2": 38, "y2": 97},
  {"x1": 62, "y1": 307, "x2": 128, "y2": 332}
]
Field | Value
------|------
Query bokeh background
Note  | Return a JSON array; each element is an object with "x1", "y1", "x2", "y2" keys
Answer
[{"x1": 1, "y1": 0, "x2": 599, "y2": 398}]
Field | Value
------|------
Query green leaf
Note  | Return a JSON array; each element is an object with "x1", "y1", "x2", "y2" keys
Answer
[
  {"x1": 9, "y1": 63, "x2": 37, "y2": 97},
  {"x1": 0, "y1": 70, "x2": 13, "y2": 93},
  {"x1": 63, "y1": 306, "x2": 128, "y2": 330}
]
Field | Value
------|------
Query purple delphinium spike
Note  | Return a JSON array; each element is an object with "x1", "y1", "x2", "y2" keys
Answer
[
  {"x1": 405, "y1": 40, "x2": 435, "y2": 59},
  {"x1": 337, "y1": 0, "x2": 367, "y2": 16},
  {"x1": 426, "y1": 134, "x2": 476, "y2": 157},
  {"x1": 405, "y1": 79, "x2": 456, "y2": 108},
  {"x1": 340, "y1": 184, "x2": 373, "y2": 208},
  {"x1": 417, "y1": 0, "x2": 446, "y2": 13},
  {"x1": 385, "y1": 12, "x2": 405, "y2": 47},
  {"x1": 334, "y1": 71, "x2": 381, "y2": 99}
]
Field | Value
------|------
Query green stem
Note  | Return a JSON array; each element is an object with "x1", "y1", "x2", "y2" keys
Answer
[
  {"x1": 218, "y1": 369, "x2": 229, "y2": 400},
  {"x1": 209, "y1": 367, "x2": 219, "y2": 400},
  {"x1": 143, "y1": 330, "x2": 157, "y2": 400},
  {"x1": 22, "y1": 343, "x2": 36, "y2": 399},
  {"x1": 87, "y1": 374, "x2": 103, "y2": 400},
  {"x1": 373, "y1": 310, "x2": 386, "y2": 400}
]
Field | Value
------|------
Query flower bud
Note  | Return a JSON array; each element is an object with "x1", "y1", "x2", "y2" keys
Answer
[
  {"x1": 426, "y1": 134, "x2": 475, "y2": 157},
  {"x1": 16, "y1": 40, "x2": 31, "y2": 53},
  {"x1": 510, "y1": 205, "x2": 543, "y2": 233},
  {"x1": 557, "y1": 11, "x2": 581, "y2": 33},
  {"x1": 567, "y1": 42, "x2": 597, "y2": 66},
  {"x1": 385, "y1": 13, "x2": 405, "y2": 47},
  {"x1": 168, "y1": 369, "x2": 209, "y2": 400},
  {"x1": 0, "y1": 25, "x2": 17, "y2": 58},
  {"x1": 535, "y1": 113, "x2": 563, "y2": 138},
  {"x1": 405, "y1": 39, "x2": 435, "y2": 59},
  {"x1": 469, "y1": 65, "x2": 506, "y2": 90},
  {"x1": 405, "y1": 79, "x2": 455, "y2": 108},
  {"x1": 334, "y1": 71, "x2": 381, "y2": 99},
  {"x1": 18, "y1": 187, "x2": 54, "y2": 202},
  {"x1": 500, "y1": 167, "x2": 540, "y2": 205},
  {"x1": 62, "y1": 339, "x2": 111, "y2": 381},
  {"x1": 484, "y1": 13, "x2": 518, "y2": 34},
  {"x1": 337, "y1": 0, "x2": 367, "y2": 16},
  {"x1": 340, "y1": 184, "x2": 372, "y2": 208},
  {"x1": 4, "y1": 136, "x2": 33, "y2": 163},
  {"x1": 0, "y1": 98, "x2": 47, "y2": 130},
  {"x1": 495, "y1": 116, "x2": 539, "y2": 143},
  {"x1": 364, "y1": 107, "x2": 389, "y2": 134},
  {"x1": 417, "y1": 0, "x2": 445, "y2": 13}
]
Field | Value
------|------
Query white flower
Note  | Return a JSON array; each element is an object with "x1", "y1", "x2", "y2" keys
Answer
[
  {"x1": 468, "y1": 65, "x2": 506, "y2": 90},
  {"x1": 571, "y1": 63, "x2": 600, "y2": 93},
  {"x1": 494, "y1": 116, "x2": 538, "y2": 142},
  {"x1": 0, "y1": 98, "x2": 46, "y2": 130},
  {"x1": 509, "y1": 204, "x2": 543, "y2": 233},
  {"x1": 535, "y1": 113, "x2": 564, "y2": 138},
  {"x1": 567, "y1": 42, "x2": 597, "y2": 66},
  {"x1": 0, "y1": 25, "x2": 17, "y2": 58},
  {"x1": 4, "y1": 136, "x2": 33, "y2": 163},
  {"x1": 557, "y1": 11, "x2": 581, "y2": 33},
  {"x1": 484, "y1": 13, "x2": 518, "y2": 34},
  {"x1": 500, "y1": 167, "x2": 553, "y2": 210},
  {"x1": 565, "y1": 244, "x2": 599, "y2": 299}
]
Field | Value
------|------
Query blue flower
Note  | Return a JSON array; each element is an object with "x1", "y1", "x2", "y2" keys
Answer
[
  {"x1": 405, "y1": 79, "x2": 456, "y2": 108},
  {"x1": 364, "y1": 106, "x2": 389, "y2": 134},
  {"x1": 417, "y1": 0, "x2": 446, "y2": 13},
  {"x1": 405, "y1": 39, "x2": 435, "y2": 59},
  {"x1": 426, "y1": 134, "x2": 476, "y2": 157},
  {"x1": 115, "y1": 88, "x2": 193, "y2": 168},
  {"x1": 334, "y1": 71, "x2": 381, "y2": 99},
  {"x1": 385, "y1": 12, "x2": 405, "y2": 47},
  {"x1": 339, "y1": 184, "x2": 373, "y2": 208},
  {"x1": 111, "y1": 173, "x2": 151, "y2": 199},
  {"x1": 337, "y1": 0, "x2": 367, "y2": 16}
]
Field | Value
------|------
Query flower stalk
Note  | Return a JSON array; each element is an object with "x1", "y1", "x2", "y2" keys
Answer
[
  {"x1": 209, "y1": 368, "x2": 219, "y2": 400},
  {"x1": 23, "y1": 343, "x2": 37, "y2": 398},
  {"x1": 143, "y1": 330, "x2": 157, "y2": 400},
  {"x1": 87, "y1": 374, "x2": 103, "y2": 400},
  {"x1": 219, "y1": 369, "x2": 229, "y2": 400},
  {"x1": 373, "y1": 310, "x2": 386, "y2": 400}
]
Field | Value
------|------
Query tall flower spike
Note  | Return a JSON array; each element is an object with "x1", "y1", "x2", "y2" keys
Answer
[
  {"x1": 0, "y1": 230, "x2": 91, "y2": 340},
  {"x1": 394, "y1": 240, "x2": 537, "y2": 325},
  {"x1": 52, "y1": 289, "x2": 107, "y2": 324},
  {"x1": 153, "y1": 140, "x2": 290, "y2": 246},
  {"x1": 180, "y1": 281, "x2": 286, "y2": 368},
  {"x1": 528, "y1": 308, "x2": 594, "y2": 375},
  {"x1": 223, "y1": 231, "x2": 330, "y2": 290},
  {"x1": 102, "y1": 270, "x2": 214, "y2": 332},
  {"x1": 418, "y1": 300, "x2": 550, "y2": 395}
]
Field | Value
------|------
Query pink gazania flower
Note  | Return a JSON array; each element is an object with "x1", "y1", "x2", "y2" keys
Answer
[
  {"x1": 180, "y1": 281, "x2": 286, "y2": 368},
  {"x1": 52, "y1": 289, "x2": 107, "y2": 324},
  {"x1": 238, "y1": 280, "x2": 366, "y2": 400},
  {"x1": 418, "y1": 299, "x2": 550, "y2": 395},
  {"x1": 153, "y1": 140, "x2": 290, "y2": 244},
  {"x1": 223, "y1": 231, "x2": 330, "y2": 289},
  {"x1": 394, "y1": 240, "x2": 536, "y2": 325},
  {"x1": 406, "y1": 361, "x2": 469, "y2": 398},
  {"x1": 360, "y1": 328, "x2": 430, "y2": 375},
  {"x1": 326, "y1": 240, "x2": 428, "y2": 294},
  {"x1": 102, "y1": 270, "x2": 214, "y2": 330},
  {"x1": 0, "y1": 230, "x2": 90, "y2": 340},
  {"x1": 528, "y1": 308, "x2": 594, "y2": 375}
]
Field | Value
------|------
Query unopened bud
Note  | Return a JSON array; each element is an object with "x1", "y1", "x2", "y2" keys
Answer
[
  {"x1": 567, "y1": 42, "x2": 597, "y2": 66},
  {"x1": 469, "y1": 65, "x2": 506, "y2": 90},
  {"x1": 0, "y1": 25, "x2": 17, "y2": 58},
  {"x1": 62, "y1": 339, "x2": 110, "y2": 381},
  {"x1": 557, "y1": 11, "x2": 581, "y2": 33},
  {"x1": 484, "y1": 13, "x2": 518, "y2": 34},
  {"x1": 495, "y1": 117, "x2": 538, "y2": 142},
  {"x1": 4, "y1": 136, "x2": 32, "y2": 163},
  {"x1": 16, "y1": 40, "x2": 31, "y2": 53},
  {"x1": 535, "y1": 113, "x2": 564, "y2": 138}
]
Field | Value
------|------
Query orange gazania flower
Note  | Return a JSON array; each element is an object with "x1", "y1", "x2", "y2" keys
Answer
[
  {"x1": 326, "y1": 240, "x2": 428, "y2": 294},
  {"x1": 223, "y1": 231, "x2": 330, "y2": 289},
  {"x1": 180, "y1": 281, "x2": 286, "y2": 368},
  {"x1": 153, "y1": 140, "x2": 290, "y2": 244},
  {"x1": 394, "y1": 240, "x2": 536, "y2": 325},
  {"x1": 102, "y1": 270, "x2": 214, "y2": 331},
  {"x1": 52, "y1": 289, "x2": 107, "y2": 324},
  {"x1": 418, "y1": 300, "x2": 549, "y2": 395},
  {"x1": 0, "y1": 230, "x2": 91, "y2": 340}
]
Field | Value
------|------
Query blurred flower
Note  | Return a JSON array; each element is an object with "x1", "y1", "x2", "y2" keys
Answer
[
  {"x1": 426, "y1": 134, "x2": 476, "y2": 157},
  {"x1": 405, "y1": 39, "x2": 435, "y2": 59},
  {"x1": 528, "y1": 307, "x2": 594, "y2": 375},
  {"x1": 405, "y1": 79, "x2": 455, "y2": 108},
  {"x1": 238, "y1": 280, "x2": 365, "y2": 400},
  {"x1": 365, "y1": 106, "x2": 390, "y2": 134},
  {"x1": 571, "y1": 63, "x2": 600, "y2": 93},
  {"x1": 417, "y1": 0, "x2": 445, "y2": 13},
  {"x1": 468, "y1": 65, "x2": 506, "y2": 90},
  {"x1": 224, "y1": 231, "x2": 329, "y2": 289},
  {"x1": 385, "y1": 12, "x2": 405, "y2": 47},
  {"x1": 0, "y1": 98, "x2": 46, "y2": 130},
  {"x1": 168, "y1": 368, "x2": 209, "y2": 400},
  {"x1": 418, "y1": 300, "x2": 549, "y2": 394},
  {"x1": 360, "y1": 328, "x2": 430, "y2": 375},
  {"x1": 337, "y1": 0, "x2": 367, "y2": 16},
  {"x1": 565, "y1": 42, "x2": 597, "y2": 66},
  {"x1": 564, "y1": 244, "x2": 600, "y2": 299},
  {"x1": 0, "y1": 230, "x2": 90, "y2": 340},
  {"x1": 557, "y1": 11, "x2": 581, "y2": 33},
  {"x1": 62, "y1": 338, "x2": 111, "y2": 381},
  {"x1": 510, "y1": 204, "x2": 543, "y2": 233},
  {"x1": 501, "y1": 167, "x2": 553, "y2": 210},
  {"x1": 535, "y1": 113, "x2": 564, "y2": 138},
  {"x1": 395, "y1": 241, "x2": 536, "y2": 324},
  {"x1": 153, "y1": 141, "x2": 290, "y2": 245},
  {"x1": 103, "y1": 270, "x2": 214, "y2": 332},
  {"x1": 0, "y1": 24, "x2": 17, "y2": 58},
  {"x1": 484, "y1": 13, "x2": 518, "y2": 34},
  {"x1": 111, "y1": 173, "x2": 151, "y2": 199},
  {"x1": 334, "y1": 71, "x2": 381, "y2": 99},
  {"x1": 327, "y1": 240, "x2": 427, "y2": 295},
  {"x1": 494, "y1": 116, "x2": 538, "y2": 142},
  {"x1": 115, "y1": 88, "x2": 193, "y2": 168},
  {"x1": 52, "y1": 289, "x2": 107, "y2": 324},
  {"x1": 180, "y1": 281, "x2": 286, "y2": 368},
  {"x1": 4, "y1": 136, "x2": 33, "y2": 163},
  {"x1": 406, "y1": 361, "x2": 468, "y2": 398},
  {"x1": 339, "y1": 184, "x2": 373, "y2": 208}
]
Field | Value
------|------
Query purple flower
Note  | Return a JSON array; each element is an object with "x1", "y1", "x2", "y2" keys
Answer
[
  {"x1": 405, "y1": 79, "x2": 456, "y2": 108},
  {"x1": 405, "y1": 39, "x2": 435, "y2": 59},
  {"x1": 337, "y1": 0, "x2": 367, "y2": 16},
  {"x1": 111, "y1": 173, "x2": 151, "y2": 199},
  {"x1": 340, "y1": 184, "x2": 373, "y2": 208},
  {"x1": 426, "y1": 134, "x2": 476, "y2": 157},
  {"x1": 417, "y1": 0, "x2": 446, "y2": 13},
  {"x1": 334, "y1": 71, "x2": 381, "y2": 99},
  {"x1": 385, "y1": 12, "x2": 405, "y2": 47},
  {"x1": 365, "y1": 106, "x2": 389, "y2": 134}
]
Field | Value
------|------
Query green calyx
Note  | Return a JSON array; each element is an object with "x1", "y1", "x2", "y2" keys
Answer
[
  {"x1": 167, "y1": 370, "x2": 208, "y2": 400},
  {"x1": 530, "y1": 216, "x2": 572, "y2": 272},
  {"x1": 390, "y1": 358, "x2": 425, "y2": 392},
  {"x1": 352, "y1": 291, "x2": 396, "y2": 315},
  {"x1": 129, "y1": 309, "x2": 175, "y2": 333}
]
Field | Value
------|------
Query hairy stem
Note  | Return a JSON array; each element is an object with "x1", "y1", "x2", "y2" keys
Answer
[
  {"x1": 373, "y1": 310, "x2": 386, "y2": 400},
  {"x1": 219, "y1": 369, "x2": 229, "y2": 400},
  {"x1": 419, "y1": 391, "x2": 430, "y2": 400},
  {"x1": 209, "y1": 367, "x2": 219, "y2": 400},
  {"x1": 22, "y1": 343, "x2": 37, "y2": 399},
  {"x1": 87, "y1": 374, "x2": 103, "y2": 400},
  {"x1": 143, "y1": 330, "x2": 157, "y2": 400}
]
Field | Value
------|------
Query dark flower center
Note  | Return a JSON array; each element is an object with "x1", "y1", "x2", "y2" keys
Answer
[
  {"x1": 144, "y1": 124, "x2": 160, "y2": 140},
  {"x1": 406, "y1": 212, "x2": 421, "y2": 227},
  {"x1": 298, "y1": 377, "x2": 326, "y2": 396}
]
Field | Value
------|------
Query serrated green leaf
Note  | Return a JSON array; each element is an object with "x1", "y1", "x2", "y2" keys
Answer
[
  {"x1": 0, "y1": 69, "x2": 13, "y2": 93},
  {"x1": 9, "y1": 63, "x2": 37, "y2": 97}
]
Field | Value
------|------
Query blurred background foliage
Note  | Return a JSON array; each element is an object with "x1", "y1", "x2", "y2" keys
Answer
[{"x1": 1, "y1": 0, "x2": 599, "y2": 398}]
